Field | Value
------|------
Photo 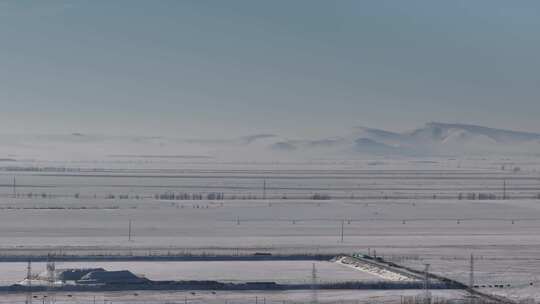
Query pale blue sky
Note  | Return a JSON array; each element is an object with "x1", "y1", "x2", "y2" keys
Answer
[{"x1": 1, "y1": 0, "x2": 539, "y2": 138}]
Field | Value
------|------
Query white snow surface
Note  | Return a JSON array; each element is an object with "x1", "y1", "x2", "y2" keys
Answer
[
  {"x1": 0, "y1": 157, "x2": 538, "y2": 301},
  {"x1": 335, "y1": 257, "x2": 415, "y2": 282}
]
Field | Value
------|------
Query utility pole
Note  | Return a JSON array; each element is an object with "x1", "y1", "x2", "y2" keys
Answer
[
  {"x1": 263, "y1": 179, "x2": 267, "y2": 200},
  {"x1": 503, "y1": 179, "x2": 507, "y2": 200},
  {"x1": 340, "y1": 219, "x2": 345, "y2": 243},
  {"x1": 128, "y1": 219, "x2": 132, "y2": 242},
  {"x1": 469, "y1": 254, "x2": 474, "y2": 289},
  {"x1": 13, "y1": 177, "x2": 16, "y2": 198}
]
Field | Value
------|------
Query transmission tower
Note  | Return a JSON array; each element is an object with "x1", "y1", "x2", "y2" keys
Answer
[
  {"x1": 423, "y1": 264, "x2": 431, "y2": 304},
  {"x1": 311, "y1": 263, "x2": 318, "y2": 304},
  {"x1": 46, "y1": 258, "x2": 56, "y2": 304},
  {"x1": 25, "y1": 261, "x2": 32, "y2": 304}
]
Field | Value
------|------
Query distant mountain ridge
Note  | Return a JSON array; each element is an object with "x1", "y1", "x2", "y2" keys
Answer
[
  {"x1": 1, "y1": 123, "x2": 540, "y2": 161},
  {"x1": 350, "y1": 122, "x2": 540, "y2": 156},
  {"x1": 409, "y1": 122, "x2": 540, "y2": 143},
  {"x1": 270, "y1": 122, "x2": 540, "y2": 157}
]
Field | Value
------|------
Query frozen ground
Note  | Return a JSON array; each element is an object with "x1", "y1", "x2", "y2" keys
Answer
[
  {"x1": 401, "y1": 254, "x2": 540, "y2": 301},
  {"x1": 0, "y1": 198, "x2": 539, "y2": 300},
  {"x1": 0, "y1": 198, "x2": 539, "y2": 252},
  {"x1": 0, "y1": 260, "x2": 380, "y2": 285},
  {"x1": 0, "y1": 289, "x2": 468, "y2": 304},
  {"x1": 2, "y1": 165, "x2": 539, "y2": 200},
  {"x1": 0, "y1": 158, "x2": 538, "y2": 301}
]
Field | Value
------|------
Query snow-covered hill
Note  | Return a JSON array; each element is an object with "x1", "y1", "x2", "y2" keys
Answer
[{"x1": 1, "y1": 123, "x2": 539, "y2": 162}]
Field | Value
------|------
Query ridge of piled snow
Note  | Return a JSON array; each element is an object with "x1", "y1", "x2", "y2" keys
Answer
[{"x1": 334, "y1": 256, "x2": 416, "y2": 282}]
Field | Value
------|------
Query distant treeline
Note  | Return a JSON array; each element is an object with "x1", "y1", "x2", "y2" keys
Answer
[
  {"x1": 154, "y1": 192, "x2": 225, "y2": 200},
  {"x1": 6, "y1": 191, "x2": 540, "y2": 201}
]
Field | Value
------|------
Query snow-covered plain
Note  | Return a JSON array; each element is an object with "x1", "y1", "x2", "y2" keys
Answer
[
  {"x1": 0, "y1": 289, "x2": 468, "y2": 304},
  {"x1": 0, "y1": 157, "x2": 539, "y2": 301},
  {"x1": 0, "y1": 260, "x2": 380, "y2": 285}
]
